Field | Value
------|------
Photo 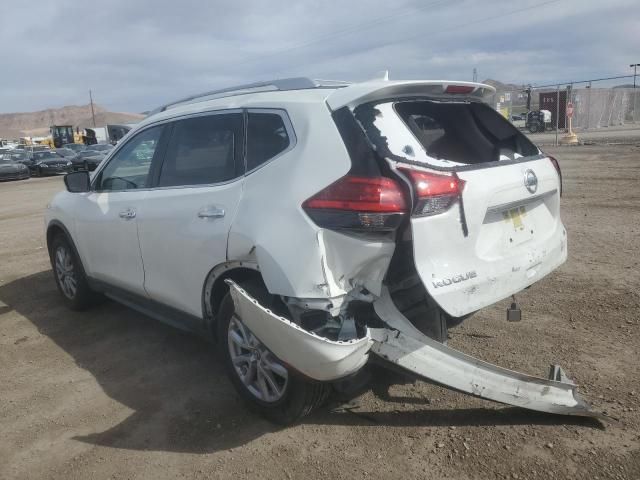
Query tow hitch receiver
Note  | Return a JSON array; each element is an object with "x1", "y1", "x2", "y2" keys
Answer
[{"x1": 371, "y1": 287, "x2": 601, "y2": 418}]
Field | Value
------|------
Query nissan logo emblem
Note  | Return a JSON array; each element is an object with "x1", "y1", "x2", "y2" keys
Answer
[{"x1": 524, "y1": 169, "x2": 538, "y2": 194}]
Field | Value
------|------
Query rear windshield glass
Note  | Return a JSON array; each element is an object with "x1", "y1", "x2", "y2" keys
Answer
[{"x1": 354, "y1": 100, "x2": 539, "y2": 166}]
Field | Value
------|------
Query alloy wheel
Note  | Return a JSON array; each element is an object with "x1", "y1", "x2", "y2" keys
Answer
[
  {"x1": 55, "y1": 246, "x2": 77, "y2": 299},
  {"x1": 227, "y1": 315, "x2": 288, "y2": 403}
]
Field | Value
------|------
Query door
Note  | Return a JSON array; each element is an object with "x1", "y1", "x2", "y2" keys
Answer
[
  {"x1": 137, "y1": 112, "x2": 245, "y2": 318},
  {"x1": 73, "y1": 124, "x2": 166, "y2": 296}
]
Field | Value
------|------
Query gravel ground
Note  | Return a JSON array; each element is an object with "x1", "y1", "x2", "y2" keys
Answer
[{"x1": 1, "y1": 144, "x2": 639, "y2": 479}]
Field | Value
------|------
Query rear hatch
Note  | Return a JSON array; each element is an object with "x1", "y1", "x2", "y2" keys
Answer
[
  {"x1": 404, "y1": 157, "x2": 565, "y2": 317},
  {"x1": 341, "y1": 85, "x2": 565, "y2": 317}
]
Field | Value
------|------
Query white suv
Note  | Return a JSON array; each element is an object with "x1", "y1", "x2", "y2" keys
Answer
[{"x1": 46, "y1": 77, "x2": 596, "y2": 424}]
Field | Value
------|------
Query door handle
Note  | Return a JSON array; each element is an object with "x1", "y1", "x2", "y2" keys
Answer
[
  {"x1": 197, "y1": 207, "x2": 225, "y2": 219},
  {"x1": 119, "y1": 208, "x2": 136, "y2": 219}
]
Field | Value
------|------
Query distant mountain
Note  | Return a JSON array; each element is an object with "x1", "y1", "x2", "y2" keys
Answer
[
  {"x1": 482, "y1": 79, "x2": 525, "y2": 92},
  {"x1": 0, "y1": 104, "x2": 144, "y2": 139}
]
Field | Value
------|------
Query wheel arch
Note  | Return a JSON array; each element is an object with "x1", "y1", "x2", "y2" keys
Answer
[
  {"x1": 46, "y1": 220, "x2": 76, "y2": 257},
  {"x1": 46, "y1": 219, "x2": 90, "y2": 280},
  {"x1": 202, "y1": 261, "x2": 267, "y2": 339}
]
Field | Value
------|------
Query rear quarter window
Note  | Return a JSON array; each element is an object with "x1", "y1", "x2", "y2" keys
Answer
[{"x1": 246, "y1": 112, "x2": 291, "y2": 172}]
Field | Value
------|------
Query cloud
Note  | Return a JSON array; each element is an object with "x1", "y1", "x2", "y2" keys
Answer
[{"x1": 1, "y1": 0, "x2": 638, "y2": 113}]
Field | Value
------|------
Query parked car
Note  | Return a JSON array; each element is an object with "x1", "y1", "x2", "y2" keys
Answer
[
  {"x1": 45, "y1": 78, "x2": 594, "y2": 424},
  {"x1": 26, "y1": 145, "x2": 50, "y2": 156},
  {"x1": 526, "y1": 110, "x2": 552, "y2": 133},
  {"x1": 31, "y1": 151, "x2": 72, "y2": 176},
  {"x1": 63, "y1": 143, "x2": 86, "y2": 153},
  {"x1": 0, "y1": 156, "x2": 30, "y2": 181},
  {"x1": 70, "y1": 150, "x2": 106, "y2": 171},
  {"x1": 2, "y1": 149, "x2": 32, "y2": 168},
  {"x1": 0, "y1": 147, "x2": 13, "y2": 158},
  {"x1": 510, "y1": 114, "x2": 526, "y2": 129}
]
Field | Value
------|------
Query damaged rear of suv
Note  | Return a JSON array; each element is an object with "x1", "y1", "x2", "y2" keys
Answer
[{"x1": 46, "y1": 77, "x2": 597, "y2": 425}]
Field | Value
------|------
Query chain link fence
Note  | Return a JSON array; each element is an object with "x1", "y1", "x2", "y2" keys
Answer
[{"x1": 491, "y1": 76, "x2": 639, "y2": 132}]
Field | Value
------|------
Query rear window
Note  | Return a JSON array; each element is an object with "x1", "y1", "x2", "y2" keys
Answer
[{"x1": 355, "y1": 100, "x2": 538, "y2": 166}]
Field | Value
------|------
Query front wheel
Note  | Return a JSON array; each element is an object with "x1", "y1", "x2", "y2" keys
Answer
[
  {"x1": 49, "y1": 234, "x2": 99, "y2": 311},
  {"x1": 217, "y1": 284, "x2": 330, "y2": 424}
]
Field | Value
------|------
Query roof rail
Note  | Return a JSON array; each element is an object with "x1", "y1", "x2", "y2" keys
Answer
[{"x1": 147, "y1": 77, "x2": 349, "y2": 116}]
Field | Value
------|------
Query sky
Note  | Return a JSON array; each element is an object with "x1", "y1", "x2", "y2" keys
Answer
[{"x1": 1, "y1": 0, "x2": 638, "y2": 114}]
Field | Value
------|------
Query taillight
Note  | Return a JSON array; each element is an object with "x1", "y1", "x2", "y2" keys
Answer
[
  {"x1": 548, "y1": 155, "x2": 562, "y2": 196},
  {"x1": 444, "y1": 85, "x2": 475, "y2": 94},
  {"x1": 399, "y1": 168, "x2": 465, "y2": 217},
  {"x1": 302, "y1": 175, "x2": 407, "y2": 232}
]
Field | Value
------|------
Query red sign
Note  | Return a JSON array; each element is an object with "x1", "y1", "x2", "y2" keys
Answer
[{"x1": 566, "y1": 102, "x2": 574, "y2": 118}]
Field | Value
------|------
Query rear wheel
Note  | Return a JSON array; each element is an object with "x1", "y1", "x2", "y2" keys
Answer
[
  {"x1": 49, "y1": 234, "x2": 98, "y2": 311},
  {"x1": 528, "y1": 122, "x2": 539, "y2": 133},
  {"x1": 217, "y1": 283, "x2": 330, "y2": 424}
]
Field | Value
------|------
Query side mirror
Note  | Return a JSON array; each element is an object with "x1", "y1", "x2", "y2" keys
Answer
[{"x1": 64, "y1": 171, "x2": 90, "y2": 193}]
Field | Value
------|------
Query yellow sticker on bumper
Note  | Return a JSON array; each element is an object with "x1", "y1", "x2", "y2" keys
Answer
[{"x1": 503, "y1": 206, "x2": 527, "y2": 230}]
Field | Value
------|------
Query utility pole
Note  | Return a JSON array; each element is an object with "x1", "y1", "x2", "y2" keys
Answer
[
  {"x1": 555, "y1": 85, "x2": 560, "y2": 147},
  {"x1": 631, "y1": 64, "x2": 640, "y2": 122},
  {"x1": 585, "y1": 81, "x2": 592, "y2": 130},
  {"x1": 524, "y1": 84, "x2": 532, "y2": 113},
  {"x1": 89, "y1": 89, "x2": 96, "y2": 127},
  {"x1": 472, "y1": 68, "x2": 477, "y2": 83}
]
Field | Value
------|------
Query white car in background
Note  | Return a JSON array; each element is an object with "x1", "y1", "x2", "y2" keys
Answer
[{"x1": 44, "y1": 77, "x2": 597, "y2": 424}]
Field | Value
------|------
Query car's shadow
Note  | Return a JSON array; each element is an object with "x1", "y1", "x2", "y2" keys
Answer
[{"x1": 0, "y1": 272, "x2": 602, "y2": 454}]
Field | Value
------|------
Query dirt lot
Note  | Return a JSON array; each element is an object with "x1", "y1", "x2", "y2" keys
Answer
[{"x1": 1, "y1": 145, "x2": 639, "y2": 480}]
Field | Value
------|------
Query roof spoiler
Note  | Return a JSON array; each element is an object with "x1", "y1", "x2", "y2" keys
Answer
[{"x1": 326, "y1": 80, "x2": 496, "y2": 110}]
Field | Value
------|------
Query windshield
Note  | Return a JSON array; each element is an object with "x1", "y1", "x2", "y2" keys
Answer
[
  {"x1": 79, "y1": 150, "x2": 101, "y2": 158},
  {"x1": 34, "y1": 152, "x2": 59, "y2": 160},
  {"x1": 90, "y1": 144, "x2": 113, "y2": 151},
  {"x1": 8, "y1": 151, "x2": 28, "y2": 160}
]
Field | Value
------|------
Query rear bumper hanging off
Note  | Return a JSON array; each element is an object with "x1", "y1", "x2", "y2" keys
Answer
[{"x1": 227, "y1": 281, "x2": 601, "y2": 419}]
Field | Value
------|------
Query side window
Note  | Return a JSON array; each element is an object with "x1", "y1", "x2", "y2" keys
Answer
[
  {"x1": 246, "y1": 112, "x2": 291, "y2": 171},
  {"x1": 96, "y1": 125, "x2": 163, "y2": 191},
  {"x1": 158, "y1": 113, "x2": 243, "y2": 187}
]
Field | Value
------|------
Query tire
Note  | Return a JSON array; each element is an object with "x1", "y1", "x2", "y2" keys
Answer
[
  {"x1": 528, "y1": 123, "x2": 539, "y2": 134},
  {"x1": 49, "y1": 234, "x2": 98, "y2": 311},
  {"x1": 217, "y1": 282, "x2": 330, "y2": 425}
]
